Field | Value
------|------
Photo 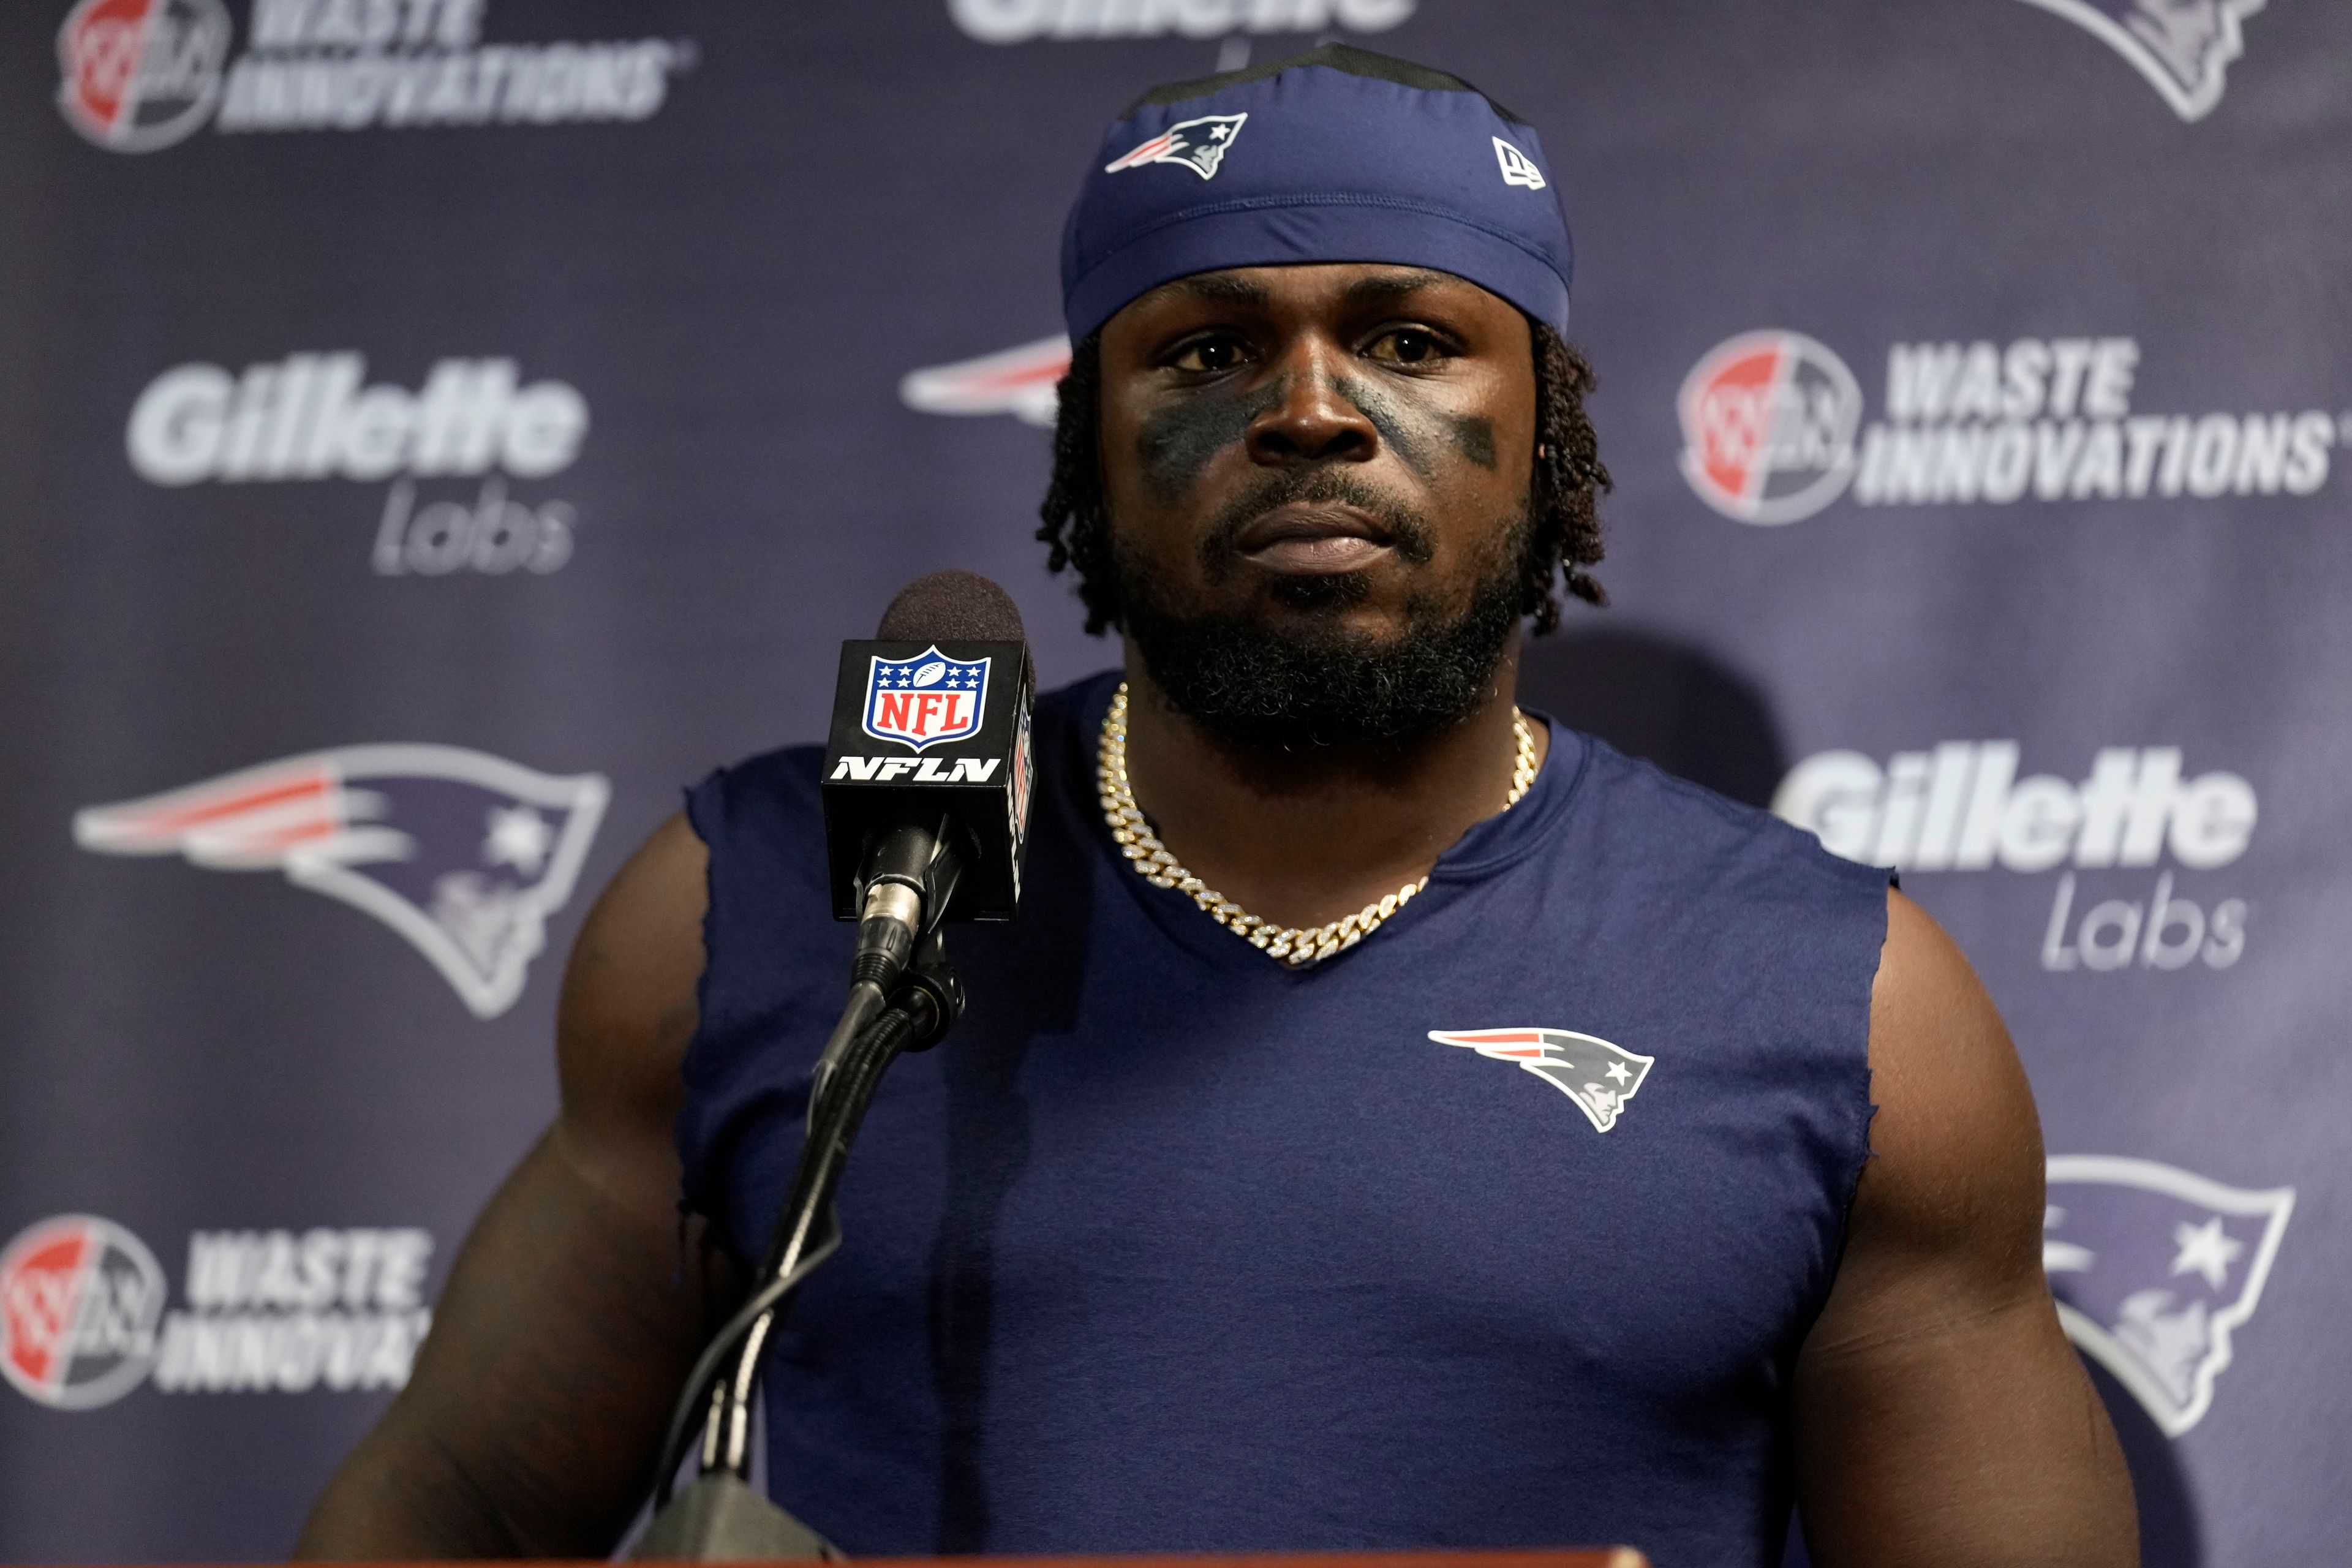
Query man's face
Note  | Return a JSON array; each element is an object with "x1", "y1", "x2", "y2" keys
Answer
[{"x1": 1096, "y1": 262, "x2": 1539, "y2": 744}]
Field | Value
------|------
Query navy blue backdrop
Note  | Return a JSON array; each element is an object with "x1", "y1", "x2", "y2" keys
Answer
[{"x1": 2, "y1": 2, "x2": 2345, "y2": 1562}]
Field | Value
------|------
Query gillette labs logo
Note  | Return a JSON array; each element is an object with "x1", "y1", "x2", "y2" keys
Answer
[
  {"x1": 1776, "y1": 743, "x2": 2257, "y2": 973},
  {"x1": 1773, "y1": 743, "x2": 2254, "y2": 875},
  {"x1": 128, "y1": 353, "x2": 585, "y2": 486},
  {"x1": 126, "y1": 352, "x2": 587, "y2": 575}
]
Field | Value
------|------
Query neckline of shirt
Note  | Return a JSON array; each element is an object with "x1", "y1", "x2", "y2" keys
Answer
[{"x1": 1057, "y1": 669, "x2": 1590, "y2": 974}]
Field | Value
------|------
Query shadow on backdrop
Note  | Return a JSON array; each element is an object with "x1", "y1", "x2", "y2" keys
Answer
[
  {"x1": 1516, "y1": 628, "x2": 1789, "y2": 807},
  {"x1": 2086, "y1": 1354, "x2": 2203, "y2": 1567}
]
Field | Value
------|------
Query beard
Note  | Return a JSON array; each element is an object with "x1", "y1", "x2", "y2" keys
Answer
[{"x1": 1111, "y1": 472, "x2": 1531, "y2": 752}]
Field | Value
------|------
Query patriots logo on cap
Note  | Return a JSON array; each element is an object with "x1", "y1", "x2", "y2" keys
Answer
[
  {"x1": 2015, "y1": 0, "x2": 2266, "y2": 122},
  {"x1": 73, "y1": 744, "x2": 608, "y2": 1020},
  {"x1": 1104, "y1": 113, "x2": 1248, "y2": 181},
  {"x1": 1429, "y1": 1027, "x2": 1656, "y2": 1133},
  {"x1": 2042, "y1": 1155, "x2": 2294, "y2": 1435},
  {"x1": 864, "y1": 647, "x2": 990, "y2": 752}
]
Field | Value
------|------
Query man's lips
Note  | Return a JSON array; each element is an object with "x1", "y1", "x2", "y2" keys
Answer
[{"x1": 1231, "y1": 502, "x2": 1397, "y2": 575}]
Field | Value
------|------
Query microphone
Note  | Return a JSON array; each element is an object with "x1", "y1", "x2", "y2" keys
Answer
[
  {"x1": 818, "y1": 570, "x2": 1034, "y2": 1049},
  {"x1": 632, "y1": 578, "x2": 1024, "y2": 1554}
]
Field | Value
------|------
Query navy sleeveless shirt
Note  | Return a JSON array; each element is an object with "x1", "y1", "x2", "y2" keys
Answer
[{"x1": 679, "y1": 672, "x2": 1886, "y2": 1568}]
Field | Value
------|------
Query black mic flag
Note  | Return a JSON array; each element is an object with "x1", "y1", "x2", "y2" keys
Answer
[{"x1": 822, "y1": 568, "x2": 1035, "y2": 924}]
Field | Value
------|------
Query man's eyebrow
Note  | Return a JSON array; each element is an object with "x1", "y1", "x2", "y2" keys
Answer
[{"x1": 1340, "y1": 270, "x2": 1460, "y2": 307}]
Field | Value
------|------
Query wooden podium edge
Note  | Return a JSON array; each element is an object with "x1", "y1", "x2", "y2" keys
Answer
[
  {"x1": 649, "y1": 1552, "x2": 1650, "y2": 1568},
  {"x1": 856, "y1": 1553, "x2": 1648, "y2": 1568},
  {"x1": 197, "y1": 1551, "x2": 1648, "y2": 1568}
]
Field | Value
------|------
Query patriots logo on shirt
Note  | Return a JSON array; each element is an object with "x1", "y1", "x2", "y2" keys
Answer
[
  {"x1": 1429, "y1": 1027, "x2": 1656, "y2": 1134},
  {"x1": 2043, "y1": 1155, "x2": 2294, "y2": 1435},
  {"x1": 72, "y1": 744, "x2": 608, "y2": 1020},
  {"x1": 2015, "y1": 0, "x2": 2266, "y2": 121},
  {"x1": 1104, "y1": 113, "x2": 1248, "y2": 181}
]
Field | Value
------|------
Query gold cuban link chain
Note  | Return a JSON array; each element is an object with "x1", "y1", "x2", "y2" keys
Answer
[{"x1": 1097, "y1": 681, "x2": 1539, "y2": 968}]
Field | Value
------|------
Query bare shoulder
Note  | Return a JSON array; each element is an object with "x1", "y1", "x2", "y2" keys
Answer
[
  {"x1": 1828, "y1": 887, "x2": 2047, "y2": 1322},
  {"x1": 294, "y1": 812, "x2": 723, "y2": 1557},
  {"x1": 552, "y1": 812, "x2": 710, "y2": 1197},
  {"x1": 1793, "y1": 889, "x2": 2136, "y2": 1565}
]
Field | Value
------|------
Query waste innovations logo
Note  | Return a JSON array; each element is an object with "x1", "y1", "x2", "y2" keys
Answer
[
  {"x1": 949, "y1": 0, "x2": 1412, "y2": 43},
  {"x1": 1775, "y1": 743, "x2": 2256, "y2": 974},
  {"x1": 1676, "y1": 331, "x2": 1862, "y2": 526},
  {"x1": 2, "y1": 1215, "x2": 435, "y2": 1410},
  {"x1": 2043, "y1": 1156, "x2": 2293, "y2": 1435},
  {"x1": 2015, "y1": 0, "x2": 2267, "y2": 122},
  {"x1": 75, "y1": 744, "x2": 608, "y2": 1019},
  {"x1": 1678, "y1": 330, "x2": 2340, "y2": 525},
  {"x1": 55, "y1": 0, "x2": 232, "y2": 151},
  {"x1": 1, "y1": 1216, "x2": 167, "y2": 1410},
  {"x1": 57, "y1": 0, "x2": 693, "y2": 153},
  {"x1": 127, "y1": 350, "x2": 586, "y2": 576}
]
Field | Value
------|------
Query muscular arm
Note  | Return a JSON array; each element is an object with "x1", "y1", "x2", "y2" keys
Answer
[
  {"x1": 1793, "y1": 889, "x2": 2135, "y2": 1567},
  {"x1": 296, "y1": 813, "x2": 728, "y2": 1558}
]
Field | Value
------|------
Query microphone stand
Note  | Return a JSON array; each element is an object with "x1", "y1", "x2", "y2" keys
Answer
[{"x1": 632, "y1": 932, "x2": 965, "y2": 1560}]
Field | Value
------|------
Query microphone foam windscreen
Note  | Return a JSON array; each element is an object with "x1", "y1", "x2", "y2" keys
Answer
[{"x1": 875, "y1": 570, "x2": 1027, "y2": 643}]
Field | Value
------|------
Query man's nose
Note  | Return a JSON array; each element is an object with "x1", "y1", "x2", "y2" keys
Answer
[{"x1": 1244, "y1": 342, "x2": 1377, "y2": 465}]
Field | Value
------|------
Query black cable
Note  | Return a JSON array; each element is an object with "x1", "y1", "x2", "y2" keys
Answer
[
  {"x1": 809, "y1": 980, "x2": 888, "y2": 1114},
  {"x1": 649, "y1": 992, "x2": 935, "y2": 1506}
]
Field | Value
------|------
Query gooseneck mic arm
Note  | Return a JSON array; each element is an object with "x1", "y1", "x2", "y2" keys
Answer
[
  {"x1": 695, "y1": 945, "x2": 963, "y2": 1488},
  {"x1": 631, "y1": 571, "x2": 1030, "y2": 1559},
  {"x1": 633, "y1": 940, "x2": 964, "y2": 1559}
]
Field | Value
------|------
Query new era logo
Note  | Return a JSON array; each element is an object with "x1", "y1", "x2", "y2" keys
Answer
[{"x1": 1493, "y1": 137, "x2": 1545, "y2": 190}]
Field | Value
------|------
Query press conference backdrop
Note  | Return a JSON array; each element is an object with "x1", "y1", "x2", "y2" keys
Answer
[{"x1": 2, "y1": 1, "x2": 2343, "y2": 1561}]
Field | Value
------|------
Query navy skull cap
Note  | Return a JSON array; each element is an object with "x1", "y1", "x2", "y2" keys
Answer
[{"x1": 1061, "y1": 45, "x2": 1572, "y2": 345}]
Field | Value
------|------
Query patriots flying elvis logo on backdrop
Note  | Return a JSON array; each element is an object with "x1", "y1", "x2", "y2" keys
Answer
[
  {"x1": 2043, "y1": 1155, "x2": 2294, "y2": 1435},
  {"x1": 864, "y1": 648, "x2": 990, "y2": 752},
  {"x1": 897, "y1": 335, "x2": 1070, "y2": 428},
  {"x1": 2015, "y1": 0, "x2": 2266, "y2": 121},
  {"x1": 73, "y1": 745, "x2": 608, "y2": 1020},
  {"x1": 1430, "y1": 1028, "x2": 1656, "y2": 1133},
  {"x1": 1104, "y1": 113, "x2": 1248, "y2": 180}
]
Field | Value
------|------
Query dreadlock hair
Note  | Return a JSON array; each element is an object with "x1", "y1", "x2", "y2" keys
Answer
[{"x1": 1036, "y1": 320, "x2": 1611, "y2": 637}]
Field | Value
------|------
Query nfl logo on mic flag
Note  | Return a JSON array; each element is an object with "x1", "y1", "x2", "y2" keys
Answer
[
  {"x1": 825, "y1": 636, "x2": 1033, "y2": 922},
  {"x1": 863, "y1": 647, "x2": 990, "y2": 752}
]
